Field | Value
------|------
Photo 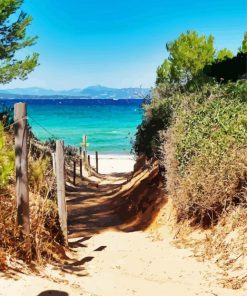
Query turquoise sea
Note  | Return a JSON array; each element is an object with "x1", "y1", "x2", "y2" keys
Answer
[{"x1": 0, "y1": 98, "x2": 143, "y2": 154}]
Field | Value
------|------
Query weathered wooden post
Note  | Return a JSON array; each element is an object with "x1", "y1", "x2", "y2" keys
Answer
[
  {"x1": 55, "y1": 140, "x2": 68, "y2": 245},
  {"x1": 84, "y1": 135, "x2": 88, "y2": 154},
  {"x1": 80, "y1": 158, "x2": 83, "y2": 179},
  {"x1": 95, "y1": 151, "x2": 99, "y2": 173},
  {"x1": 83, "y1": 150, "x2": 86, "y2": 161},
  {"x1": 88, "y1": 154, "x2": 91, "y2": 167},
  {"x1": 79, "y1": 146, "x2": 82, "y2": 156},
  {"x1": 14, "y1": 102, "x2": 30, "y2": 236},
  {"x1": 73, "y1": 160, "x2": 76, "y2": 186}
]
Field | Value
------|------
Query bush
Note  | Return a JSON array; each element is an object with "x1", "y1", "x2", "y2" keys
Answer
[
  {"x1": 135, "y1": 78, "x2": 247, "y2": 225},
  {"x1": 175, "y1": 98, "x2": 247, "y2": 173},
  {"x1": 134, "y1": 99, "x2": 173, "y2": 158},
  {"x1": 134, "y1": 83, "x2": 183, "y2": 158},
  {"x1": 0, "y1": 124, "x2": 14, "y2": 189},
  {"x1": 163, "y1": 82, "x2": 247, "y2": 225}
]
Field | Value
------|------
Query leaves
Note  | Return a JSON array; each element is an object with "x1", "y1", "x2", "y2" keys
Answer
[
  {"x1": 0, "y1": 124, "x2": 14, "y2": 189},
  {"x1": 0, "y1": 0, "x2": 39, "y2": 84},
  {"x1": 216, "y1": 48, "x2": 234, "y2": 61},
  {"x1": 157, "y1": 31, "x2": 215, "y2": 84},
  {"x1": 239, "y1": 32, "x2": 247, "y2": 53}
]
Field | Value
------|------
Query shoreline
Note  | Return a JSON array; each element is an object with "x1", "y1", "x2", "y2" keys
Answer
[{"x1": 88, "y1": 153, "x2": 136, "y2": 174}]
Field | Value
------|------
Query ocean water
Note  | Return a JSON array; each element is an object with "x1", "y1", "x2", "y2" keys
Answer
[{"x1": 0, "y1": 98, "x2": 143, "y2": 154}]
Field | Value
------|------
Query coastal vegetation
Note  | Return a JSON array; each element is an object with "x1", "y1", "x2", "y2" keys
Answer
[
  {"x1": 134, "y1": 30, "x2": 247, "y2": 283},
  {"x1": 135, "y1": 30, "x2": 247, "y2": 220}
]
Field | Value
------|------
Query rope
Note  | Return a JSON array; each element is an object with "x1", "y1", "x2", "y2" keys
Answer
[
  {"x1": 3, "y1": 114, "x2": 58, "y2": 139},
  {"x1": 3, "y1": 117, "x2": 121, "y2": 163},
  {"x1": 28, "y1": 114, "x2": 58, "y2": 139},
  {"x1": 2, "y1": 116, "x2": 28, "y2": 130}
]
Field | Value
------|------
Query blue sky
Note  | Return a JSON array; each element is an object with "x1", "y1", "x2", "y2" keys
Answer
[{"x1": 3, "y1": 0, "x2": 247, "y2": 90}]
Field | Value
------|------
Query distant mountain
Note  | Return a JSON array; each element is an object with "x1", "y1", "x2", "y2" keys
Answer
[{"x1": 0, "y1": 85, "x2": 150, "y2": 99}]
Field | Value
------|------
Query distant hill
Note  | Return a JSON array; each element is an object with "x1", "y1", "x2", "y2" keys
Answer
[{"x1": 0, "y1": 85, "x2": 150, "y2": 99}]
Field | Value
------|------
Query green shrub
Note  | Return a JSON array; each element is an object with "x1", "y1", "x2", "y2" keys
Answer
[
  {"x1": 134, "y1": 99, "x2": 173, "y2": 158},
  {"x1": 134, "y1": 82, "x2": 221, "y2": 158},
  {"x1": 135, "y1": 78, "x2": 247, "y2": 225},
  {"x1": 0, "y1": 124, "x2": 14, "y2": 189},
  {"x1": 163, "y1": 82, "x2": 247, "y2": 224},
  {"x1": 175, "y1": 98, "x2": 247, "y2": 173}
]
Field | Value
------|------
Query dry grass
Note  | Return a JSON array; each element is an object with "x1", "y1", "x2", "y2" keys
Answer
[
  {"x1": 0, "y1": 181, "x2": 65, "y2": 271},
  {"x1": 167, "y1": 142, "x2": 247, "y2": 225},
  {"x1": 0, "y1": 126, "x2": 65, "y2": 271}
]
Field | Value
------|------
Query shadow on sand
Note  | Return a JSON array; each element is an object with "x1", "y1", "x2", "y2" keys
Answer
[
  {"x1": 66, "y1": 163, "x2": 166, "y2": 238},
  {"x1": 37, "y1": 291, "x2": 68, "y2": 296}
]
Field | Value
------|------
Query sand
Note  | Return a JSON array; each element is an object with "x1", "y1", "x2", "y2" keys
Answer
[
  {"x1": 89, "y1": 154, "x2": 135, "y2": 174},
  {"x1": 0, "y1": 157, "x2": 246, "y2": 296}
]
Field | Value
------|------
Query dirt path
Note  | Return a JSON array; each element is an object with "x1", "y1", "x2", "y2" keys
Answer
[{"x1": 0, "y1": 165, "x2": 246, "y2": 295}]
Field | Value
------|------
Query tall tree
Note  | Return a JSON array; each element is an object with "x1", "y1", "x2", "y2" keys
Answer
[
  {"x1": 0, "y1": 0, "x2": 38, "y2": 84},
  {"x1": 156, "y1": 31, "x2": 215, "y2": 84},
  {"x1": 167, "y1": 31, "x2": 215, "y2": 83}
]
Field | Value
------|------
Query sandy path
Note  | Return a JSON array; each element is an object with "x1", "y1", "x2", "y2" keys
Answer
[
  {"x1": 0, "y1": 161, "x2": 246, "y2": 295},
  {"x1": 2, "y1": 230, "x2": 245, "y2": 295}
]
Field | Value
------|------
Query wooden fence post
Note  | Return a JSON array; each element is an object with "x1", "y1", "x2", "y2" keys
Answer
[
  {"x1": 83, "y1": 150, "x2": 86, "y2": 161},
  {"x1": 88, "y1": 155, "x2": 91, "y2": 167},
  {"x1": 84, "y1": 135, "x2": 87, "y2": 155},
  {"x1": 55, "y1": 140, "x2": 68, "y2": 245},
  {"x1": 14, "y1": 102, "x2": 30, "y2": 236},
  {"x1": 73, "y1": 160, "x2": 76, "y2": 186},
  {"x1": 80, "y1": 158, "x2": 83, "y2": 179},
  {"x1": 79, "y1": 146, "x2": 82, "y2": 157},
  {"x1": 95, "y1": 151, "x2": 98, "y2": 173}
]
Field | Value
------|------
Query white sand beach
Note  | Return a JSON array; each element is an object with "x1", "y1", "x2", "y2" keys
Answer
[{"x1": 89, "y1": 154, "x2": 136, "y2": 174}]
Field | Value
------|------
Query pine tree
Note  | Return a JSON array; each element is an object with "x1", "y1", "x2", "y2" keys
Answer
[{"x1": 0, "y1": 0, "x2": 39, "y2": 84}]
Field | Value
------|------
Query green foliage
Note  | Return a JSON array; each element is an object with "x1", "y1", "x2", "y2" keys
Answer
[
  {"x1": 165, "y1": 31, "x2": 215, "y2": 83},
  {"x1": 136, "y1": 30, "x2": 247, "y2": 225},
  {"x1": 239, "y1": 32, "x2": 247, "y2": 53},
  {"x1": 156, "y1": 30, "x2": 246, "y2": 86},
  {"x1": 134, "y1": 99, "x2": 173, "y2": 158},
  {"x1": 225, "y1": 80, "x2": 247, "y2": 102},
  {"x1": 134, "y1": 82, "x2": 218, "y2": 157},
  {"x1": 134, "y1": 82, "x2": 185, "y2": 157},
  {"x1": 0, "y1": 124, "x2": 14, "y2": 188},
  {"x1": 168, "y1": 88, "x2": 247, "y2": 221},
  {"x1": 0, "y1": 0, "x2": 39, "y2": 84},
  {"x1": 156, "y1": 59, "x2": 171, "y2": 85},
  {"x1": 216, "y1": 48, "x2": 233, "y2": 61},
  {"x1": 175, "y1": 95, "x2": 247, "y2": 173}
]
